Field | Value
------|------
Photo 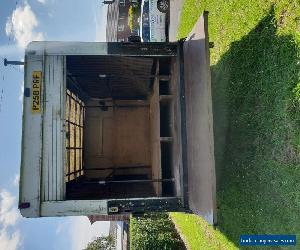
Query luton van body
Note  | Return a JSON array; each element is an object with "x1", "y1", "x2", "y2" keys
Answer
[{"x1": 19, "y1": 14, "x2": 216, "y2": 224}]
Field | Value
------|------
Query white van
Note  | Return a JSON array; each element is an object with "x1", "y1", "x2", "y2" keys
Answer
[
  {"x1": 139, "y1": 0, "x2": 167, "y2": 42},
  {"x1": 19, "y1": 13, "x2": 217, "y2": 225},
  {"x1": 19, "y1": 41, "x2": 185, "y2": 218}
]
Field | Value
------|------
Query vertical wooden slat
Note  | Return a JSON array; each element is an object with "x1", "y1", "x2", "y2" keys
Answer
[
  {"x1": 150, "y1": 60, "x2": 162, "y2": 196},
  {"x1": 79, "y1": 104, "x2": 82, "y2": 174},
  {"x1": 82, "y1": 104, "x2": 85, "y2": 176},
  {"x1": 74, "y1": 93, "x2": 77, "y2": 179},
  {"x1": 68, "y1": 91, "x2": 71, "y2": 182}
]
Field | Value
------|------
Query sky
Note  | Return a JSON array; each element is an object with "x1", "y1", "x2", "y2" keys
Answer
[{"x1": 0, "y1": 1, "x2": 110, "y2": 250}]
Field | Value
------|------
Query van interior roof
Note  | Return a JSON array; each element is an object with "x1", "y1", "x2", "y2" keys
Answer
[{"x1": 66, "y1": 55, "x2": 155, "y2": 100}]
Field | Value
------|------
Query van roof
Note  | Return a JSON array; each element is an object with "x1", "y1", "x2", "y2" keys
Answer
[{"x1": 26, "y1": 41, "x2": 109, "y2": 56}]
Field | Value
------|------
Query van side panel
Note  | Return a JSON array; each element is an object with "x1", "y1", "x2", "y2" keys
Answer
[{"x1": 19, "y1": 55, "x2": 44, "y2": 217}]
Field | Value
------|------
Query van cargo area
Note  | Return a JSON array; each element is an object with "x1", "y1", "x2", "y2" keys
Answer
[{"x1": 64, "y1": 56, "x2": 178, "y2": 200}]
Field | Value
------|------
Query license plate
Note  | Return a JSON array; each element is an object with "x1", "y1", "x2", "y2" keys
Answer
[{"x1": 31, "y1": 71, "x2": 42, "y2": 113}]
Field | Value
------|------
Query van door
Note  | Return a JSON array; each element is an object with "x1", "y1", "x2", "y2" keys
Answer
[{"x1": 183, "y1": 13, "x2": 217, "y2": 225}]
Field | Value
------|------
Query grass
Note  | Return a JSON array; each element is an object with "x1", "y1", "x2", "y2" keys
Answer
[
  {"x1": 170, "y1": 213, "x2": 237, "y2": 250},
  {"x1": 172, "y1": 0, "x2": 300, "y2": 249},
  {"x1": 130, "y1": 213, "x2": 185, "y2": 250}
]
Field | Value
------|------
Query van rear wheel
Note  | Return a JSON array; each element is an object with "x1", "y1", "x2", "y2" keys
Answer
[{"x1": 157, "y1": 0, "x2": 169, "y2": 13}]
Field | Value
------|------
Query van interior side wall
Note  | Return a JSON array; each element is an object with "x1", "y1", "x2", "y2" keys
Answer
[{"x1": 65, "y1": 55, "x2": 180, "y2": 200}]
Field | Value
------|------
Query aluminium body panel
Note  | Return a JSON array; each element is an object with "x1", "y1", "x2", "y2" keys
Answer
[
  {"x1": 41, "y1": 200, "x2": 107, "y2": 217},
  {"x1": 20, "y1": 54, "x2": 67, "y2": 216},
  {"x1": 19, "y1": 55, "x2": 44, "y2": 217},
  {"x1": 42, "y1": 55, "x2": 66, "y2": 202}
]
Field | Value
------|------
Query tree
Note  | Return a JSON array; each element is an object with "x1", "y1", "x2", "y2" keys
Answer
[{"x1": 84, "y1": 235, "x2": 115, "y2": 250}]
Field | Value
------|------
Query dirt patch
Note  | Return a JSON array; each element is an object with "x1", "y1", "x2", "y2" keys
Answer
[{"x1": 278, "y1": 9, "x2": 288, "y2": 27}]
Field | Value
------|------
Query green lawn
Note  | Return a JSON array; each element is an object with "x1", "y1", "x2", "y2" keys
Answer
[
  {"x1": 173, "y1": 0, "x2": 300, "y2": 249},
  {"x1": 170, "y1": 213, "x2": 237, "y2": 250}
]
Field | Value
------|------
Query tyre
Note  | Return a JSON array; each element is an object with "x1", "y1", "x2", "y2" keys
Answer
[
  {"x1": 157, "y1": 0, "x2": 169, "y2": 13},
  {"x1": 128, "y1": 35, "x2": 141, "y2": 43}
]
